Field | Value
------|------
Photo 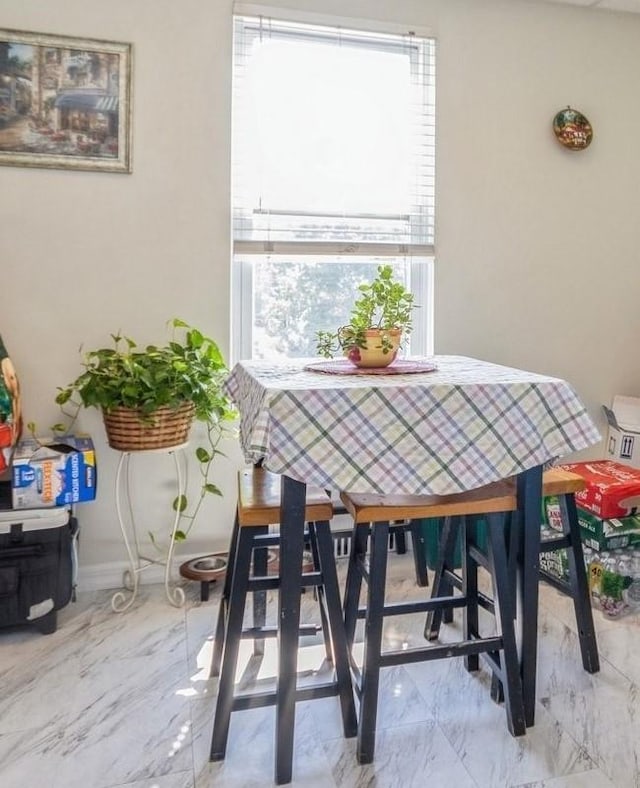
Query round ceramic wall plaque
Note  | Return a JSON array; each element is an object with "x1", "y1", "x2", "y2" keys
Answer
[{"x1": 553, "y1": 106, "x2": 593, "y2": 151}]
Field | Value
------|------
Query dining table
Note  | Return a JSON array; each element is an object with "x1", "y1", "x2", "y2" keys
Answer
[{"x1": 223, "y1": 354, "x2": 601, "y2": 783}]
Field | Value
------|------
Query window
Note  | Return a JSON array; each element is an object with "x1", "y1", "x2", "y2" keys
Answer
[{"x1": 231, "y1": 12, "x2": 436, "y2": 361}]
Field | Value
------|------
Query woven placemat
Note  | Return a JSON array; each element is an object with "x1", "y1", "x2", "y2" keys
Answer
[{"x1": 304, "y1": 359, "x2": 438, "y2": 376}]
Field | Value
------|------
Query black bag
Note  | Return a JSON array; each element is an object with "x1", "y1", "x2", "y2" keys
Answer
[{"x1": 0, "y1": 507, "x2": 77, "y2": 634}]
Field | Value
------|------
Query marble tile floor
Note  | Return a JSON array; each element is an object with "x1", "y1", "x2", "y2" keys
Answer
[{"x1": 1, "y1": 554, "x2": 639, "y2": 788}]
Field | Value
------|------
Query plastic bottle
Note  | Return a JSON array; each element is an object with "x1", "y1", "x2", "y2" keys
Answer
[
  {"x1": 601, "y1": 551, "x2": 626, "y2": 618},
  {"x1": 589, "y1": 549, "x2": 605, "y2": 604},
  {"x1": 560, "y1": 546, "x2": 569, "y2": 581},
  {"x1": 582, "y1": 546, "x2": 593, "y2": 575},
  {"x1": 617, "y1": 554, "x2": 632, "y2": 596},
  {"x1": 624, "y1": 550, "x2": 640, "y2": 613}
]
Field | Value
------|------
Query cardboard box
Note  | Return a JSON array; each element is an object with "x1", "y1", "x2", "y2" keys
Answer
[
  {"x1": 577, "y1": 507, "x2": 640, "y2": 551},
  {"x1": 11, "y1": 435, "x2": 97, "y2": 509},
  {"x1": 604, "y1": 396, "x2": 640, "y2": 468},
  {"x1": 559, "y1": 460, "x2": 640, "y2": 519}
]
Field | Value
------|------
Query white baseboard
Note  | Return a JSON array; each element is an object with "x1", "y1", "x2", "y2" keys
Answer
[
  {"x1": 77, "y1": 551, "x2": 223, "y2": 592},
  {"x1": 76, "y1": 518, "x2": 360, "y2": 593}
]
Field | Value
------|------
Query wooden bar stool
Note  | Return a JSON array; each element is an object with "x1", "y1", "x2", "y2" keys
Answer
[
  {"x1": 209, "y1": 467, "x2": 357, "y2": 784},
  {"x1": 340, "y1": 480, "x2": 528, "y2": 764},
  {"x1": 425, "y1": 468, "x2": 599, "y2": 682}
]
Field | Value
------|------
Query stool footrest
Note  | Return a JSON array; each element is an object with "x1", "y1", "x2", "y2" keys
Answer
[
  {"x1": 355, "y1": 596, "x2": 466, "y2": 619},
  {"x1": 250, "y1": 533, "x2": 283, "y2": 547},
  {"x1": 231, "y1": 680, "x2": 340, "y2": 712},
  {"x1": 376, "y1": 636, "x2": 504, "y2": 668},
  {"x1": 468, "y1": 543, "x2": 490, "y2": 569},
  {"x1": 443, "y1": 568, "x2": 463, "y2": 590},
  {"x1": 239, "y1": 624, "x2": 320, "y2": 640},
  {"x1": 247, "y1": 572, "x2": 323, "y2": 592},
  {"x1": 250, "y1": 531, "x2": 315, "y2": 548},
  {"x1": 438, "y1": 571, "x2": 496, "y2": 616},
  {"x1": 247, "y1": 576, "x2": 280, "y2": 591},
  {"x1": 480, "y1": 649, "x2": 502, "y2": 678}
]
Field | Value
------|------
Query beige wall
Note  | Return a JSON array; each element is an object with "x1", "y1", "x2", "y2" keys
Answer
[{"x1": 0, "y1": 0, "x2": 637, "y2": 585}]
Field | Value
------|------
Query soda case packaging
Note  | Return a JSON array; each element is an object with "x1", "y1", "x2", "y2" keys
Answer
[
  {"x1": 540, "y1": 526, "x2": 569, "y2": 581},
  {"x1": 558, "y1": 460, "x2": 640, "y2": 519},
  {"x1": 543, "y1": 491, "x2": 640, "y2": 551}
]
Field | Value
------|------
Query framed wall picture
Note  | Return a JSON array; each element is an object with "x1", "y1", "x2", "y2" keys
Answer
[
  {"x1": 0, "y1": 28, "x2": 132, "y2": 173},
  {"x1": 552, "y1": 106, "x2": 593, "y2": 152}
]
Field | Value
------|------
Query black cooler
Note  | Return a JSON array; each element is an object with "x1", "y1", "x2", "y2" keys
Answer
[{"x1": 0, "y1": 502, "x2": 77, "y2": 634}]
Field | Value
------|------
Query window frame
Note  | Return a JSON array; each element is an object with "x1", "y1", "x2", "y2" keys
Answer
[
  {"x1": 231, "y1": 12, "x2": 436, "y2": 363},
  {"x1": 231, "y1": 255, "x2": 434, "y2": 362}
]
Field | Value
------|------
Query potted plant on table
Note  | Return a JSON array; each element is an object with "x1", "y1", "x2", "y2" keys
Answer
[
  {"x1": 315, "y1": 264, "x2": 416, "y2": 368},
  {"x1": 55, "y1": 318, "x2": 236, "y2": 541}
]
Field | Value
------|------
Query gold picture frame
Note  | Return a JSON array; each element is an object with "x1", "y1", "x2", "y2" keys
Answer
[{"x1": 0, "y1": 28, "x2": 132, "y2": 173}]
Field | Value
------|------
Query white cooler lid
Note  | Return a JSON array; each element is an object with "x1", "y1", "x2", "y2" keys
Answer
[{"x1": 0, "y1": 506, "x2": 70, "y2": 533}]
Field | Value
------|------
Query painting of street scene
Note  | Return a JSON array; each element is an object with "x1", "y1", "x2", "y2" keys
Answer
[{"x1": 0, "y1": 29, "x2": 131, "y2": 172}]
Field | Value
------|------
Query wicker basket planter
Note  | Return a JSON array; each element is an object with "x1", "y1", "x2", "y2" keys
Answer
[
  {"x1": 57, "y1": 321, "x2": 234, "y2": 539},
  {"x1": 103, "y1": 402, "x2": 195, "y2": 451}
]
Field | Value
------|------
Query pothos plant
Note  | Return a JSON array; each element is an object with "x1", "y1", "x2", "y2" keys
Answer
[
  {"x1": 50, "y1": 318, "x2": 236, "y2": 544},
  {"x1": 315, "y1": 264, "x2": 416, "y2": 360}
]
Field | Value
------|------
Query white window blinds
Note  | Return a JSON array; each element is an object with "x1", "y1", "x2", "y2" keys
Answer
[{"x1": 232, "y1": 15, "x2": 436, "y2": 256}]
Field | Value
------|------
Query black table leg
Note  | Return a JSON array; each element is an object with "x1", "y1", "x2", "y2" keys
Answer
[
  {"x1": 275, "y1": 475, "x2": 306, "y2": 785},
  {"x1": 517, "y1": 465, "x2": 543, "y2": 728}
]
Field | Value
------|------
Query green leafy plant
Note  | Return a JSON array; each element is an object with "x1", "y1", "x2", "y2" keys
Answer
[
  {"x1": 315, "y1": 264, "x2": 416, "y2": 360},
  {"x1": 55, "y1": 318, "x2": 236, "y2": 542}
]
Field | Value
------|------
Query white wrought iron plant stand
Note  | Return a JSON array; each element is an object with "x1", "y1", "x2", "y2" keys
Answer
[{"x1": 111, "y1": 443, "x2": 188, "y2": 612}]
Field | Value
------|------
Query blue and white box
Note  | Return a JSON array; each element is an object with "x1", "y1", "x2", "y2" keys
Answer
[{"x1": 11, "y1": 435, "x2": 97, "y2": 509}]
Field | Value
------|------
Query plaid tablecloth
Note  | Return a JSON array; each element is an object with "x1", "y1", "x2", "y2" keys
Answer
[{"x1": 225, "y1": 356, "x2": 601, "y2": 495}]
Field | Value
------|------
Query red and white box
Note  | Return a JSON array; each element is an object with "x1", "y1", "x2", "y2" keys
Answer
[{"x1": 558, "y1": 460, "x2": 640, "y2": 519}]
